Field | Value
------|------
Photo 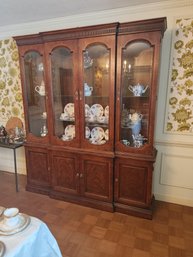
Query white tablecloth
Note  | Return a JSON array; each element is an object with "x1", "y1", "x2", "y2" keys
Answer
[{"x1": 0, "y1": 216, "x2": 62, "y2": 257}]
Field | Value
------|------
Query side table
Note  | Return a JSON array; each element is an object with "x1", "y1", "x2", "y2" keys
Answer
[{"x1": 0, "y1": 142, "x2": 24, "y2": 192}]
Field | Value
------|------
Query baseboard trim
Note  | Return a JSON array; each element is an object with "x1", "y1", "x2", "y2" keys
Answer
[{"x1": 155, "y1": 193, "x2": 193, "y2": 207}]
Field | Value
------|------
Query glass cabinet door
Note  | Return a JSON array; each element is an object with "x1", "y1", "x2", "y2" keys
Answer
[
  {"x1": 119, "y1": 40, "x2": 153, "y2": 148},
  {"x1": 23, "y1": 50, "x2": 47, "y2": 138},
  {"x1": 50, "y1": 46, "x2": 76, "y2": 142},
  {"x1": 82, "y1": 44, "x2": 110, "y2": 146}
]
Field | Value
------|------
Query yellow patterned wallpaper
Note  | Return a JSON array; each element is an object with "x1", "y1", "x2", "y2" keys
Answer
[
  {"x1": 166, "y1": 18, "x2": 193, "y2": 134},
  {"x1": 0, "y1": 38, "x2": 24, "y2": 126}
]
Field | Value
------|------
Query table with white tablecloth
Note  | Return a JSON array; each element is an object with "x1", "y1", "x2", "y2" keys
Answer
[{"x1": 0, "y1": 215, "x2": 62, "y2": 257}]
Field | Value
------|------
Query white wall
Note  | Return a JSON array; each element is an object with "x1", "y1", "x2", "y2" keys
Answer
[{"x1": 0, "y1": 0, "x2": 193, "y2": 206}]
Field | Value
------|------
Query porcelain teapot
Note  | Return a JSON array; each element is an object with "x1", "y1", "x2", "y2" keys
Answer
[
  {"x1": 84, "y1": 82, "x2": 93, "y2": 96},
  {"x1": 130, "y1": 112, "x2": 143, "y2": 123},
  {"x1": 132, "y1": 134, "x2": 144, "y2": 148},
  {"x1": 128, "y1": 83, "x2": 148, "y2": 96},
  {"x1": 35, "y1": 81, "x2": 45, "y2": 96}
]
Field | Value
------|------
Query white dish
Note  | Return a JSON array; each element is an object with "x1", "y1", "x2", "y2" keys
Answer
[
  {"x1": 89, "y1": 139, "x2": 106, "y2": 145},
  {"x1": 104, "y1": 105, "x2": 109, "y2": 118},
  {"x1": 104, "y1": 129, "x2": 109, "y2": 141},
  {"x1": 64, "y1": 125, "x2": 75, "y2": 139},
  {"x1": 90, "y1": 127, "x2": 105, "y2": 142},
  {"x1": 0, "y1": 213, "x2": 30, "y2": 236},
  {"x1": 90, "y1": 104, "x2": 104, "y2": 117},
  {"x1": 85, "y1": 104, "x2": 90, "y2": 117},
  {"x1": 85, "y1": 126, "x2": 90, "y2": 139},
  {"x1": 0, "y1": 241, "x2": 5, "y2": 257},
  {"x1": 64, "y1": 103, "x2": 74, "y2": 118}
]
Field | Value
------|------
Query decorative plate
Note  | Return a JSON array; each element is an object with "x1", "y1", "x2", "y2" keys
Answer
[
  {"x1": 104, "y1": 105, "x2": 109, "y2": 118},
  {"x1": 85, "y1": 126, "x2": 90, "y2": 139},
  {"x1": 85, "y1": 104, "x2": 90, "y2": 117},
  {"x1": 90, "y1": 127, "x2": 105, "y2": 142},
  {"x1": 64, "y1": 103, "x2": 74, "y2": 118},
  {"x1": 64, "y1": 125, "x2": 75, "y2": 139},
  {"x1": 90, "y1": 104, "x2": 104, "y2": 117},
  {"x1": 0, "y1": 214, "x2": 31, "y2": 236},
  {"x1": 104, "y1": 129, "x2": 109, "y2": 141},
  {"x1": 0, "y1": 241, "x2": 5, "y2": 257},
  {"x1": 90, "y1": 139, "x2": 106, "y2": 145}
]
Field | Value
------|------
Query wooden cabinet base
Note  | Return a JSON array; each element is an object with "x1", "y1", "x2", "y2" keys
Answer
[
  {"x1": 26, "y1": 184, "x2": 50, "y2": 196},
  {"x1": 114, "y1": 197, "x2": 155, "y2": 220},
  {"x1": 50, "y1": 190, "x2": 114, "y2": 212}
]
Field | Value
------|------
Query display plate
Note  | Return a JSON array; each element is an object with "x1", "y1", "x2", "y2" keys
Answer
[
  {"x1": 104, "y1": 129, "x2": 109, "y2": 141},
  {"x1": 104, "y1": 105, "x2": 109, "y2": 118},
  {"x1": 90, "y1": 104, "x2": 104, "y2": 117},
  {"x1": 64, "y1": 103, "x2": 74, "y2": 118},
  {"x1": 85, "y1": 104, "x2": 90, "y2": 117},
  {"x1": 90, "y1": 127, "x2": 105, "y2": 142},
  {"x1": 85, "y1": 126, "x2": 90, "y2": 139},
  {"x1": 64, "y1": 125, "x2": 75, "y2": 138}
]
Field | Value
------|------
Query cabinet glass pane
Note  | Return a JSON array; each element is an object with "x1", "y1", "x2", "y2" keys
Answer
[
  {"x1": 24, "y1": 51, "x2": 47, "y2": 137},
  {"x1": 51, "y1": 47, "x2": 75, "y2": 141},
  {"x1": 83, "y1": 44, "x2": 109, "y2": 145},
  {"x1": 120, "y1": 41, "x2": 153, "y2": 148}
]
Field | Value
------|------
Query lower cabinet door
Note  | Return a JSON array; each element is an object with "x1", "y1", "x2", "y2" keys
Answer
[
  {"x1": 114, "y1": 157, "x2": 154, "y2": 218},
  {"x1": 51, "y1": 150, "x2": 79, "y2": 196},
  {"x1": 80, "y1": 155, "x2": 113, "y2": 203},
  {"x1": 25, "y1": 146, "x2": 50, "y2": 194}
]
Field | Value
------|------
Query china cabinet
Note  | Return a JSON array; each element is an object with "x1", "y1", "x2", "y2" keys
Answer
[{"x1": 14, "y1": 17, "x2": 166, "y2": 218}]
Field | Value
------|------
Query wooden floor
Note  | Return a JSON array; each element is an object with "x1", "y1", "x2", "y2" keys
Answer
[{"x1": 0, "y1": 171, "x2": 193, "y2": 257}]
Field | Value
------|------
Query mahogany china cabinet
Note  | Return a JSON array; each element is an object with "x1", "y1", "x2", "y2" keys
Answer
[{"x1": 14, "y1": 17, "x2": 166, "y2": 219}]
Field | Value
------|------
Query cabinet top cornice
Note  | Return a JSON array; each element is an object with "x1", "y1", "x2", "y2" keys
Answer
[{"x1": 14, "y1": 17, "x2": 167, "y2": 46}]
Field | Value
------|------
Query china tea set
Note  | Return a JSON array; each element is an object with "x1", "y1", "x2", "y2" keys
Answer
[
  {"x1": 128, "y1": 83, "x2": 148, "y2": 97},
  {"x1": 35, "y1": 81, "x2": 45, "y2": 96}
]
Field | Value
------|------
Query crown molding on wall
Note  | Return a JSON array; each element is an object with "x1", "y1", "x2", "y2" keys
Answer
[{"x1": 0, "y1": 0, "x2": 192, "y2": 39}]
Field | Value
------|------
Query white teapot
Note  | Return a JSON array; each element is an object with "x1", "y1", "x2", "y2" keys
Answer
[
  {"x1": 35, "y1": 81, "x2": 45, "y2": 96},
  {"x1": 84, "y1": 82, "x2": 93, "y2": 96},
  {"x1": 128, "y1": 83, "x2": 148, "y2": 96},
  {"x1": 130, "y1": 112, "x2": 143, "y2": 123}
]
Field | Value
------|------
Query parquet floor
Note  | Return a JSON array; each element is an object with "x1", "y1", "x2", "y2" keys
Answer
[{"x1": 0, "y1": 171, "x2": 193, "y2": 257}]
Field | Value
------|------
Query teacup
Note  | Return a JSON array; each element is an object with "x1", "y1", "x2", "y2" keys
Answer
[
  {"x1": 97, "y1": 116, "x2": 106, "y2": 123},
  {"x1": 3, "y1": 207, "x2": 20, "y2": 227},
  {"x1": 60, "y1": 112, "x2": 69, "y2": 120},
  {"x1": 62, "y1": 135, "x2": 73, "y2": 141}
]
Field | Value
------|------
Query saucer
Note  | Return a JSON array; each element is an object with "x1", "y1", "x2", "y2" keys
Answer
[
  {"x1": 0, "y1": 241, "x2": 5, "y2": 257},
  {"x1": 0, "y1": 213, "x2": 30, "y2": 236}
]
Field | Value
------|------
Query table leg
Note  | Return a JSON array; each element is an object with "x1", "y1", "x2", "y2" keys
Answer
[{"x1": 13, "y1": 148, "x2": 19, "y2": 192}]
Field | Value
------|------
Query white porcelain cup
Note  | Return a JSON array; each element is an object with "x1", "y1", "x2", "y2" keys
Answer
[{"x1": 3, "y1": 207, "x2": 19, "y2": 227}]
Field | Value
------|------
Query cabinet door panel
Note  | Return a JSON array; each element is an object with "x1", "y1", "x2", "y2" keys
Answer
[
  {"x1": 25, "y1": 146, "x2": 50, "y2": 194},
  {"x1": 51, "y1": 151, "x2": 79, "y2": 195},
  {"x1": 44, "y1": 41, "x2": 80, "y2": 147},
  {"x1": 79, "y1": 36, "x2": 116, "y2": 151},
  {"x1": 19, "y1": 45, "x2": 49, "y2": 144},
  {"x1": 80, "y1": 156, "x2": 113, "y2": 202},
  {"x1": 114, "y1": 158, "x2": 152, "y2": 207}
]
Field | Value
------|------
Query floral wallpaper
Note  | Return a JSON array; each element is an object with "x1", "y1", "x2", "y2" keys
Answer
[
  {"x1": 166, "y1": 18, "x2": 193, "y2": 134},
  {"x1": 0, "y1": 38, "x2": 24, "y2": 126}
]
